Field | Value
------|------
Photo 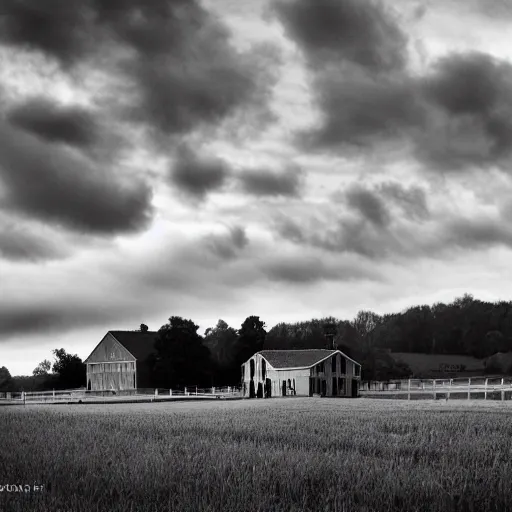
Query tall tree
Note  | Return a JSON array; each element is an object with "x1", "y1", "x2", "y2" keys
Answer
[
  {"x1": 234, "y1": 316, "x2": 267, "y2": 365},
  {"x1": 52, "y1": 349, "x2": 86, "y2": 389},
  {"x1": 352, "y1": 310, "x2": 382, "y2": 349},
  {"x1": 204, "y1": 320, "x2": 238, "y2": 367},
  {"x1": 0, "y1": 366, "x2": 12, "y2": 390},
  {"x1": 152, "y1": 316, "x2": 212, "y2": 389},
  {"x1": 33, "y1": 359, "x2": 52, "y2": 376}
]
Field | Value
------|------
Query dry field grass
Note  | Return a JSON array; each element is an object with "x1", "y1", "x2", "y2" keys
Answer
[{"x1": 1, "y1": 398, "x2": 512, "y2": 512}]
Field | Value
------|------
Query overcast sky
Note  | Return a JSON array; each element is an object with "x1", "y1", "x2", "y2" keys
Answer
[{"x1": 1, "y1": 0, "x2": 512, "y2": 376}]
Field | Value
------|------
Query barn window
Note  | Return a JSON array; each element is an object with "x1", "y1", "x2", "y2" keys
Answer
[
  {"x1": 331, "y1": 355, "x2": 336, "y2": 372},
  {"x1": 262, "y1": 359, "x2": 266, "y2": 380},
  {"x1": 241, "y1": 366, "x2": 245, "y2": 381},
  {"x1": 355, "y1": 364, "x2": 361, "y2": 377},
  {"x1": 250, "y1": 359, "x2": 255, "y2": 379},
  {"x1": 317, "y1": 362, "x2": 325, "y2": 374},
  {"x1": 340, "y1": 357, "x2": 346, "y2": 374}
]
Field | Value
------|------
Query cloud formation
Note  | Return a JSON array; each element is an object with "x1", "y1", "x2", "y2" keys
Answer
[
  {"x1": 418, "y1": 52, "x2": 512, "y2": 170},
  {"x1": 6, "y1": 96, "x2": 100, "y2": 149},
  {"x1": 205, "y1": 226, "x2": 249, "y2": 260},
  {"x1": 273, "y1": 0, "x2": 512, "y2": 172},
  {"x1": 0, "y1": 0, "x2": 280, "y2": 139},
  {"x1": 261, "y1": 253, "x2": 380, "y2": 284},
  {"x1": 170, "y1": 144, "x2": 230, "y2": 199},
  {"x1": 0, "y1": 121, "x2": 153, "y2": 234},
  {"x1": 238, "y1": 164, "x2": 304, "y2": 197},
  {"x1": 0, "y1": 221, "x2": 69, "y2": 262},
  {"x1": 272, "y1": 0, "x2": 407, "y2": 73},
  {"x1": 346, "y1": 184, "x2": 391, "y2": 228}
]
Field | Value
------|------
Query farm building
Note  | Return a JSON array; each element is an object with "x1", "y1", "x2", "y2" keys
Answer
[
  {"x1": 241, "y1": 350, "x2": 361, "y2": 398},
  {"x1": 84, "y1": 330, "x2": 158, "y2": 391}
]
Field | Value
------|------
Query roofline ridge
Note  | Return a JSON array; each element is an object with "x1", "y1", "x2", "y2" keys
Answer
[{"x1": 259, "y1": 349, "x2": 335, "y2": 352}]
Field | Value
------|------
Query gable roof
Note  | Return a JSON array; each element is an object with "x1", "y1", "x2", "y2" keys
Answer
[
  {"x1": 108, "y1": 331, "x2": 159, "y2": 362},
  {"x1": 258, "y1": 349, "x2": 360, "y2": 370}
]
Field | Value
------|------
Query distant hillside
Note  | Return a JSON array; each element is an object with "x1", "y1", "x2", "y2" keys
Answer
[
  {"x1": 389, "y1": 352, "x2": 485, "y2": 379},
  {"x1": 264, "y1": 294, "x2": 512, "y2": 380}
]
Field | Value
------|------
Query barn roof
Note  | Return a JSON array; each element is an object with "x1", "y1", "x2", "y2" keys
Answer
[
  {"x1": 258, "y1": 349, "x2": 360, "y2": 369},
  {"x1": 109, "y1": 331, "x2": 159, "y2": 362}
]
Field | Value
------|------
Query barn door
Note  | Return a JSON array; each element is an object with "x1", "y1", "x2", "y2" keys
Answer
[
  {"x1": 282, "y1": 380, "x2": 287, "y2": 396},
  {"x1": 265, "y1": 378, "x2": 272, "y2": 398},
  {"x1": 351, "y1": 379, "x2": 359, "y2": 397}
]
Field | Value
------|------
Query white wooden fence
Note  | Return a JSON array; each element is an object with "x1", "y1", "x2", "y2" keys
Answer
[
  {"x1": 0, "y1": 386, "x2": 242, "y2": 405},
  {"x1": 360, "y1": 377, "x2": 512, "y2": 400}
]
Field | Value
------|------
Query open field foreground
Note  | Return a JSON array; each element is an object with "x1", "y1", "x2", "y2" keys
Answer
[{"x1": 1, "y1": 399, "x2": 512, "y2": 512}]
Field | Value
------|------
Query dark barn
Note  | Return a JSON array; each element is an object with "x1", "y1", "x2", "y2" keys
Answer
[{"x1": 84, "y1": 330, "x2": 158, "y2": 391}]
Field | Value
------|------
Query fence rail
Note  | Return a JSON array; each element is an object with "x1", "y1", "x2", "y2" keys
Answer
[
  {"x1": 0, "y1": 386, "x2": 242, "y2": 405},
  {"x1": 360, "y1": 376, "x2": 512, "y2": 400}
]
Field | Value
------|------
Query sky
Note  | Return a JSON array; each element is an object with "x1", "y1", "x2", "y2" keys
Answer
[{"x1": 1, "y1": 0, "x2": 512, "y2": 376}]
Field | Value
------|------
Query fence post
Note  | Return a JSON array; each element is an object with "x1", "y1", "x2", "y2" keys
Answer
[
  {"x1": 185, "y1": 387, "x2": 188, "y2": 396},
  {"x1": 467, "y1": 378, "x2": 471, "y2": 400},
  {"x1": 169, "y1": 389, "x2": 172, "y2": 396},
  {"x1": 228, "y1": 386, "x2": 231, "y2": 394},
  {"x1": 155, "y1": 388, "x2": 158, "y2": 397},
  {"x1": 212, "y1": 387, "x2": 215, "y2": 394},
  {"x1": 501, "y1": 378, "x2": 505, "y2": 401},
  {"x1": 433, "y1": 379, "x2": 436, "y2": 400},
  {"x1": 407, "y1": 379, "x2": 411, "y2": 401},
  {"x1": 484, "y1": 378, "x2": 488, "y2": 400},
  {"x1": 447, "y1": 380, "x2": 452, "y2": 400},
  {"x1": 53, "y1": 389, "x2": 55, "y2": 403},
  {"x1": 196, "y1": 386, "x2": 198, "y2": 395}
]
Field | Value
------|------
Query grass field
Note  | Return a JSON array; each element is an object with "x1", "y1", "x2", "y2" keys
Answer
[{"x1": 1, "y1": 398, "x2": 512, "y2": 512}]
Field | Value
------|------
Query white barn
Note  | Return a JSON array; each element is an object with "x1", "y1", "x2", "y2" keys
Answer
[{"x1": 241, "y1": 349, "x2": 362, "y2": 398}]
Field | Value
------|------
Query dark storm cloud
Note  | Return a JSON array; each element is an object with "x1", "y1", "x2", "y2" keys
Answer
[
  {"x1": 262, "y1": 254, "x2": 380, "y2": 284},
  {"x1": 271, "y1": 0, "x2": 407, "y2": 73},
  {"x1": 0, "y1": 1, "x2": 280, "y2": 139},
  {"x1": 0, "y1": 224, "x2": 68, "y2": 262},
  {"x1": 345, "y1": 185, "x2": 391, "y2": 228},
  {"x1": 379, "y1": 182, "x2": 430, "y2": 221},
  {"x1": 205, "y1": 226, "x2": 249, "y2": 260},
  {"x1": 0, "y1": 122, "x2": 153, "y2": 234},
  {"x1": 273, "y1": 181, "x2": 430, "y2": 260},
  {"x1": 7, "y1": 97, "x2": 99, "y2": 148},
  {"x1": 273, "y1": 1, "x2": 512, "y2": 171},
  {"x1": 0, "y1": 1, "x2": 94, "y2": 66},
  {"x1": 238, "y1": 165, "x2": 304, "y2": 197},
  {"x1": 301, "y1": 73, "x2": 424, "y2": 151},
  {"x1": 417, "y1": 52, "x2": 512, "y2": 169},
  {"x1": 170, "y1": 145, "x2": 230, "y2": 199},
  {"x1": 442, "y1": 217, "x2": 512, "y2": 251},
  {"x1": 271, "y1": 0, "x2": 422, "y2": 152},
  {"x1": 274, "y1": 207, "x2": 512, "y2": 263},
  {"x1": 0, "y1": 302, "x2": 125, "y2": 337}
]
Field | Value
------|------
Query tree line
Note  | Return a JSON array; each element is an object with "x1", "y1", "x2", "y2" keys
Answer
[{"x1": 2, "y1": 293, "x2": 512, "y2": 392}]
